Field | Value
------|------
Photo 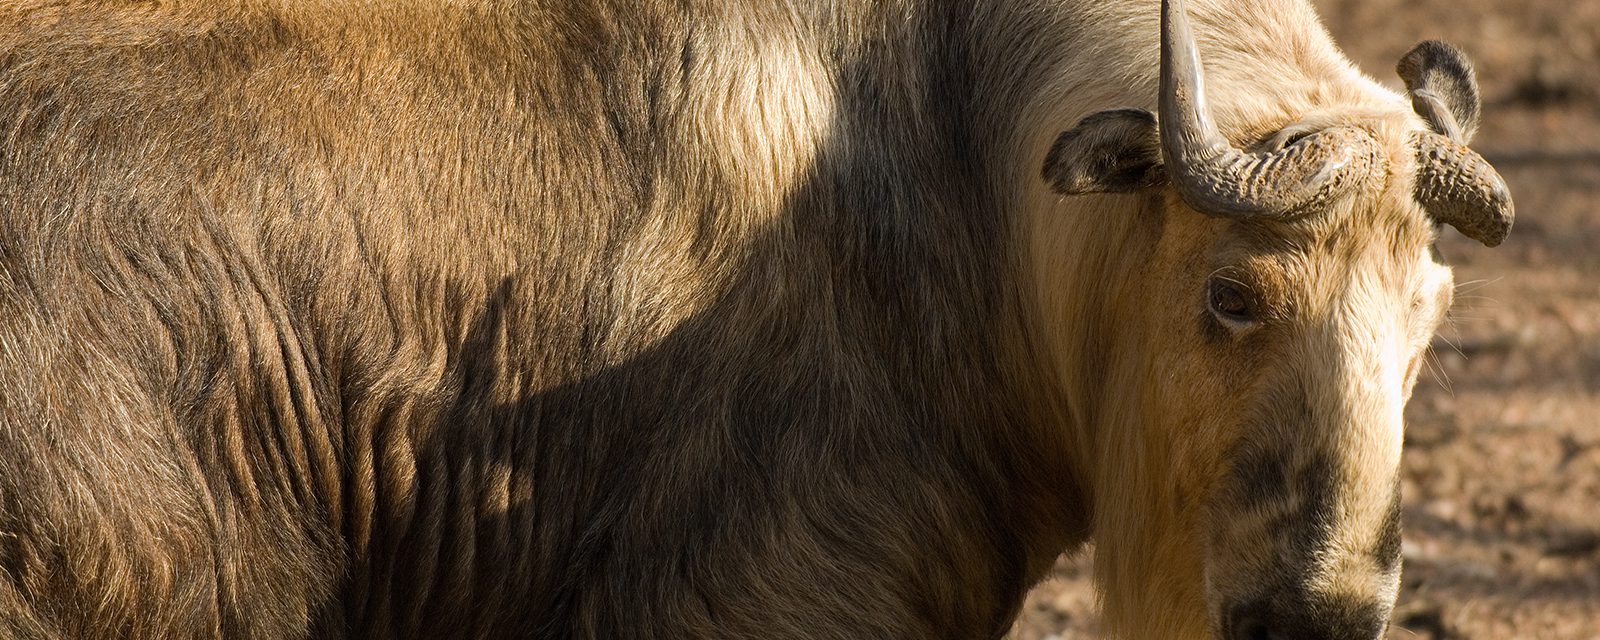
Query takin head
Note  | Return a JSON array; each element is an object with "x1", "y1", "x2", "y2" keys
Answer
[{"x1": 1040, "y1": 0, "x2": 1510, "y2": 638}]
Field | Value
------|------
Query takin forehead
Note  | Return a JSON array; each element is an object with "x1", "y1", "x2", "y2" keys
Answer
[{"x1": 1212, "y1": 183, "x2": 1447, "y2": 319}]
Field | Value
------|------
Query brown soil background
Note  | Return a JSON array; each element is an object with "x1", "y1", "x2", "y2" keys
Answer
[{"x1": 1010, "y1": 0, "x2": 1600, "y2": 637}]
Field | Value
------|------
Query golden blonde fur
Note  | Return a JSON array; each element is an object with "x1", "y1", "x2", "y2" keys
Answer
[
  {"x1": 1010, "y1": 1, "x2": 1460, "y2": 637},
  {"x1": 0, "y1": 0, "x2": 1473, "y2": 638}
]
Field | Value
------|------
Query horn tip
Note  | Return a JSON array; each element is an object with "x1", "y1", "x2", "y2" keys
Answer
[
  {"x1": 1483, "y1": 176, "x2": 1515, "y2": 247},
  {"x1": 1467, "y1": 203, "x2": 1514, "y2": 247}
]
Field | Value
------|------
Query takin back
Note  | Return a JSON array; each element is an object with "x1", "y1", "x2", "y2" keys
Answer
[{"x1": 0, "y1": 0, "x2": 1510, "y2": 638}]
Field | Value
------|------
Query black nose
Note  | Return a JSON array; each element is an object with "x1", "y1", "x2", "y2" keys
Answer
[
  {"x1": 1230, "y1": 614, "x2": 1280, "y2": 640},
  {"x1": 1227, "y1": 598, "x2": 1387, "y2": 640}
]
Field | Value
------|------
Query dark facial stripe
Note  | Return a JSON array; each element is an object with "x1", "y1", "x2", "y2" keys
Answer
[
  {"x1": 1372, "y1": 482, "x2": 1404, "y2": 571},
  {"x1": 1291, "y1": 454, "x2": 1340, "y2": 572}
]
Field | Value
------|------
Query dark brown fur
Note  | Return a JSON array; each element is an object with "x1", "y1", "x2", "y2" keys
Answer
[{"x1": 0, "y1": 2, "x2": 1087, "y2": 638}]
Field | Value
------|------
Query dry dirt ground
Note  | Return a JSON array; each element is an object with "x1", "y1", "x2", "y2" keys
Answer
[{"x1": 1011, "y1": 0, "x2": 1600, "y2": 637}]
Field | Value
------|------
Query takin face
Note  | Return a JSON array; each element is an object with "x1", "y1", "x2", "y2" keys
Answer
[{"x1": 1040, "y1": 1, "x2": 1511, "y2": 638}]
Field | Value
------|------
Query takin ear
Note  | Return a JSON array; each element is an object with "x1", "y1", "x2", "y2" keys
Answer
[
  {"x1": 1042, "y1": 108, "x2": 1165, "y2": 194},
  {"x1": 1396, "y1": 40, "x2": 1481, "y2": 142}
]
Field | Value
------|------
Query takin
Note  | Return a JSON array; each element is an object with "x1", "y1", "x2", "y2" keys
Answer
[{"x1": 0, "y1": 0, "x2": 1511, "y2": 638}]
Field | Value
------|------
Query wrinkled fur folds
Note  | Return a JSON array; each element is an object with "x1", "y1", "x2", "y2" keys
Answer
[
  {"x1": 0, "y1": 2, "x2": 1083, "y2": 638},
  {"x1": 0, "y1": 1, "x2": 1430, "y2": 638}
]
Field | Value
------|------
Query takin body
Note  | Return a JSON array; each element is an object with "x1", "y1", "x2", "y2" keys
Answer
[{"x1": 0, "y1": 0, "x2": 1510, "y2": 638}]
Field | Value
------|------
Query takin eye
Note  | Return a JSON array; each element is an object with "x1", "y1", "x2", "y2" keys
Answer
[{"x1": 1207, "y1": 276, "x2": 1257, "y2": 326}]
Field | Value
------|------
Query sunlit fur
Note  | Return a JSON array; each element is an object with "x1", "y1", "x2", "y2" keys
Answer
[
  {"x1": 0, "y1": 1, "x2": 1456, "y2": 638},
  {"x1": 1017, "y1": 2, "x2": 1456, "y2": 637}
]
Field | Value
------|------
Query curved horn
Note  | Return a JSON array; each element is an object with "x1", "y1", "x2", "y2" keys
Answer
[
  {"x1": 1411, "y1": 132, "x2": 1513, "y2": 247},
  {"x1": 1395, "y1": 40, "x2": 1513, "y2": 247},
  {"x1": 1159, "y1": 0, "x2": 1379, "y2": 219}
]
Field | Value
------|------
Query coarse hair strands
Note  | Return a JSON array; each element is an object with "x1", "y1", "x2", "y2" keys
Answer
[
  {"x1": 0, "y1": 1, "x2": 1075, "y2": 637},
  {"x1": 0, "y1": 0, "x2": 1502, "y2": 639}
]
